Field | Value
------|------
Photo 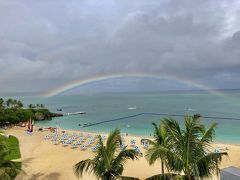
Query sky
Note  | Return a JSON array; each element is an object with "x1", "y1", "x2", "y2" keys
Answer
[{"x1": 0, "y1": 0, "x2": 240, "y2": 95}]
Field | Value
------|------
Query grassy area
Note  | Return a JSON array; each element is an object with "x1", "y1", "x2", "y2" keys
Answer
[
  {"x1": 0, "y1": 135, "x2": 22, "y2": 178},
  {"x1": 5, "y1": 135, "x2": 21, "y2": 160}
]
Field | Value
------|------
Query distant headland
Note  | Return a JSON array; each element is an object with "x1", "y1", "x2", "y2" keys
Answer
[{"x1": 0, "y1": 98, "x2": 62, "y2": 128}]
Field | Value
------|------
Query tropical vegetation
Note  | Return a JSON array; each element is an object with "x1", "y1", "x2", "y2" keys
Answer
[
  {"x1": 74, "y1": 129, "x2": 139, "y2": 180},
  {"x1": 0, "y1": 98, "x2": 56, "y2": 127},
  {"x1": 145, "y1": 115, "x2": 227, "y2": 180},
  {"x1": 0, "y1": 133, "x2": 21, "y2": 179}
]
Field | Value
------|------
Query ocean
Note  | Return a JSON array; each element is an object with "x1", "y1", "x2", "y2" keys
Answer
[{"x1": 11, "y1": 91, "x2": 240, "y2": 144}]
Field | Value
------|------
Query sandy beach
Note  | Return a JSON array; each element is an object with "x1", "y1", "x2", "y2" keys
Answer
[{"x1": 5, "y1": 127, "x2": 240, "y2": 180}]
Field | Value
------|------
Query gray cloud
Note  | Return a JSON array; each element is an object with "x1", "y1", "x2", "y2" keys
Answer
[{"x1": 0, "y1": 0, "x2": 240, "y2": 94}]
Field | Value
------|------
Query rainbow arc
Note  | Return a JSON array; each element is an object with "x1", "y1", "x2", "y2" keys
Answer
[{"x1": 43, "y1": 72, "x2": 223, "y2": 97}]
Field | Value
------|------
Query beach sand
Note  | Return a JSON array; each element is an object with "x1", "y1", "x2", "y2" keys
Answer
[{"x1": 5, "y1": 127, "x2": 240, "y2": 180}]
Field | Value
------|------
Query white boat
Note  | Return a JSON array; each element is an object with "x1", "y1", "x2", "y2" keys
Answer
[
  {"x1": 66, "y1": 111, "x2": 86, "y2": 116},
  {"x1": 128, "y1": 107, "x2": 137, "y2": 110}
]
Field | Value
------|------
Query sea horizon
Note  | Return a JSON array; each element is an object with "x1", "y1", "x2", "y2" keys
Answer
[
  {"x1": 3, "y1": 90, "x2": 239, "y2": 144},
  {"x1": 1, "y1": 88, "x2": 240, "y2": 97}
]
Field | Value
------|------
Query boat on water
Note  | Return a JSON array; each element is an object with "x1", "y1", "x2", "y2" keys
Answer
[
  {"x1": 66, "y1": 112, "x2": 86, "y2": 116},
  {"x1": 82, "y1": 122, "x2": 93, "y2": 127},
  {"x1": 57, "y1": 109, "x2": 62, "y2": 111},
  {"x1": 128, "y1": 107, "x2": 137, "y2": 110}
]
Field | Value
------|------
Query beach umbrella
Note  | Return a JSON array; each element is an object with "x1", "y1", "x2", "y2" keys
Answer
[
  {"x1": 28, "y1": 117, "x2": 32, "y2": 131},
  {"x1": 31, "y1": 119, "x2": 34, "y2": 132}
]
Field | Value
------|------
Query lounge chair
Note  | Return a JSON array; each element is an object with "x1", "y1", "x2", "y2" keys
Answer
[
  {"x1": 62, "y1": 142, "x2": 68, "y2": 146},
  {"x1": 91, "y1": 147, "x2": 97, "y2": 152},
  {"x1": 53, "y1": 140, "x2": 59, "y2": 145},
  {"x1": 80, "y1": 145, "x2": 87, "y2": 150},
  {"x1": 71, "y1": 144, "x2": 78, "y2": 149},
  {"x1": 130, "y1": 139, "x2": 136, "y2": 147}
]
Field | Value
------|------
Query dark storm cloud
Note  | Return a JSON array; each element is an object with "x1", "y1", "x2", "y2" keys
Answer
[{"x1": 0, "y1": 0, "x2": 240, "y2": 93}]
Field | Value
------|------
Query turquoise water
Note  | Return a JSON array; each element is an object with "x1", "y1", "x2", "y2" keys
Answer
[{"x1": 13, "y1": 91, "x2": 240, "y2": 144}]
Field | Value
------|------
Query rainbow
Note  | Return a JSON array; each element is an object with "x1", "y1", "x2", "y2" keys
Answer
[{"x1": 43, "y1": 72, "x2": 224, "y2": 97}]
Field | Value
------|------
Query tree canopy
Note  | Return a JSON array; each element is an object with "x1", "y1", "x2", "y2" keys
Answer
[
  {"x1": 74, "y1": 129, "x2": 139, "y2": 180},
  {"x1": 146, "y1": 115, "x2": 227, "y2": 180},
  {"x1": 0, "y1": 98, "x2": 53, "y2": 126}
]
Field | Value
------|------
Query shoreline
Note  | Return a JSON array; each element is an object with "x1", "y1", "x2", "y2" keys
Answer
[
  {"x1": 5, "y1": 126, "x2": 240, "y2": 180},
  {"x1": 34, "y1": 124, "x2": 240, "y2": 146}
]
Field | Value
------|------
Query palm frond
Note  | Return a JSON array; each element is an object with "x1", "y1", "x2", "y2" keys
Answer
[
  {"x1": 200, "y1": 123, "x2": 217, "y2": 147},
  {"x1": 162, "y1": 118, "x2": 182, "y2": 142},
  {"x1": 144, "y1": 139, "x2": 156, "y2": 146},
  {"x1": 152, "y1": 122, "x2": 162, "y2": 144},
  {"x1": 196, "y1": 152, "x2": 227, "y2": 178},
  {"x1": 146, "y1": 115, "x2": 223, "y2": 179},
  {"x1": 146, "y1": 145, "x2": 183, "y2": 171},
  {"x1": 74, "y1": 129, "x2": 138, "y2": 179},
  {"x1": 0, "y1": 135, "x2": 21, "y2": 179},
  {"x1": 145, "y1": 173, "x2": 178, "y2": 180},
  {"x1": 121, "y1": 176, "x2": 140, "y2": 180},
  {"x1": 74, "y1": 159, "x2": 95, "y2": 178},
  {"x1": 94, "y1": 135, "x2": 106, "y2": 160},
  {"x1": 0, "y1": 159, "x2": 21, "y2": 179},
  {"x1": 114, "y1": 148, "x2": 138, "y2": 165},
  {"x1": 0, "y1": 168, "x2": 12, "y2": 180},
  {"x1": 106, "y1": 129, "x2": 122, "y2": 155}
]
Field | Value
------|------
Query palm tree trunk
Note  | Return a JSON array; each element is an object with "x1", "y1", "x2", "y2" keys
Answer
[{"x1": 161, "y1": 161, "x2": 164, "y2": 174}]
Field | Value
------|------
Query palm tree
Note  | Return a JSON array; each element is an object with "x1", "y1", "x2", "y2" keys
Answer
[
  {"x1": 0, "y1": 134, "x2": 21, "y2": 179},
  {"x1": 0, "y1": 98, "x2": 4, "y2": 110},
  {"x1": 146, "y1": 115, "x2": 227, "y2": 180},
  {"x1": 28, "y1": 104, "x2": 36, "y2": 109},
  {"x1": 74, "y1": 129, "x2": 139, "y2": 180},
  {"x1": 145, "y1": 122, "x2": 169, "y2": 174},
  {"x1": 36, "y1": 104, "x2": 40, "y2": 109},
  {"x1": 40, "y1": 104, "x2": 45, "y2": 109},
  {"x1": 17, "y1": 101, "x2": 23, "y2": 109},
  {"x1": 13, "y1": 99, "x2": 18, "y2": 109},
  {"x1": 28, "y1": 104, "x2": 33, "y2": 109},
  {"x1": 6, "y1": 99, "x2": 13, "y2": 108}
]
